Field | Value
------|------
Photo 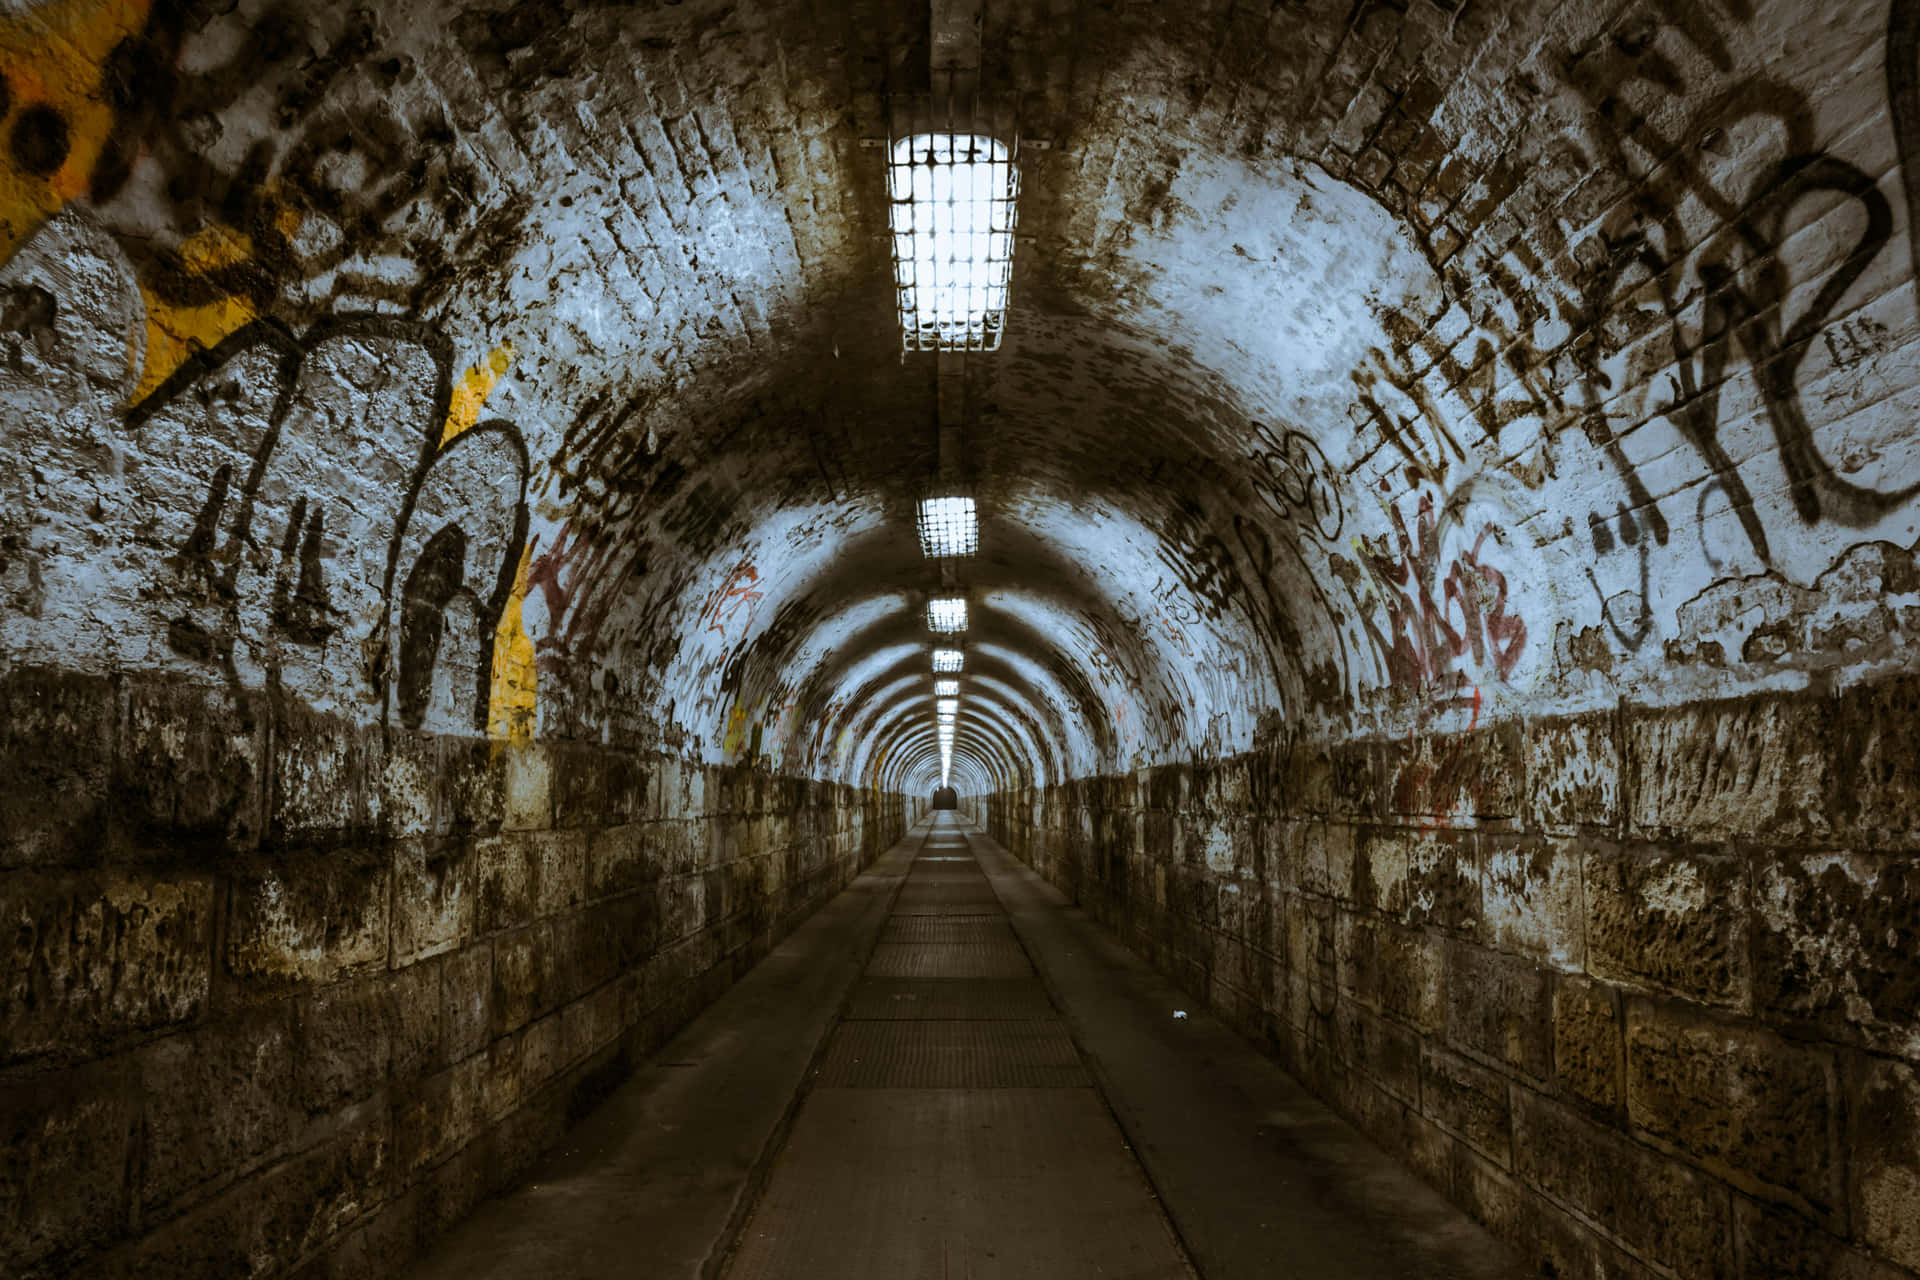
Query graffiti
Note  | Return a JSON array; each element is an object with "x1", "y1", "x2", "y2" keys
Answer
[
  {"x1": 1549, "y1": 1, "x2": 1919, "y2": 553},
  {"x1": 1891, "y1": 0, "x2": 1920, "y2": 286},
  {"x1": 700, "y1": 557, "x2": 763, "y2": 638},
  {"x1": 1350, "y1": 486, "x2": 1529, "y2": 713},
  {"x1": 0, "y1": 0, "x2": 500, "y2": 402},
  {"x1": 1246, "y1": 422, "x2": 1344, "y2": 540},
  {"x1": 1585, "y1": 506, "x2": 1654, "y2": 652},
  {"x1": 37, "y1": 312, "x2": 534, "y2": 732},
  {"x1": 1146, "y1": 578, "x2": 1198, "y2": 661}
]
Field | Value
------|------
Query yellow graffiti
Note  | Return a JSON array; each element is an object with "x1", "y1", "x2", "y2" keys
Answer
[
  {"x1": 133, "y1": 221, "x2": 261, "y2": 403},
  {"x1": 722, "y1": 702, "x2": 753, "y2": 757},
  {"x1": 487, "y1": 542, "x2": 537, "y2": 744},
  {"x1": 0, "y1": 0, "x2": 273, "y2": 400},
  {"x1": 0, "y1": 0, "x2": 150, "y2": 261},
  {"x1": 442, "y1": 342, "x2": 515, "y2": 446}
]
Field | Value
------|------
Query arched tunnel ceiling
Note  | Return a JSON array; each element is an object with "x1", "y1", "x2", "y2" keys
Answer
[{"x1": 5, "y1": 0, "x2": 1919, "y2": 799}]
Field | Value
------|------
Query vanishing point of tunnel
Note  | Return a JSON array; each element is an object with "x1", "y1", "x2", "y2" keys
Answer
[{"x1": 4, "y1": 0, "x2": 1920, "y2": 1276}]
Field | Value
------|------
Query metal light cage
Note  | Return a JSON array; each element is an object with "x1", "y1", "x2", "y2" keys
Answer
[
  {"x1": 934, "y1": 679, "x2": 960, "y2": 697},
  {"x1": 916, "y1": 493, "x2": 979, "y2": 559},
  {"x1": 932, "y1": 648, "x2": 965, "y2": 673},
  {"x1": 887, "y1": 95, "x2": 1020, "y2": 353},
  {"x1": 927, "y1": 596, "x2": 968, "y2": 633}
]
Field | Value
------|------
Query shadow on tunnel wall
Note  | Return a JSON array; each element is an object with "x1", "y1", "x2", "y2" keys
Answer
[{"x1": 981, "y1": 670, "x2": 1920, "y2": 1279}]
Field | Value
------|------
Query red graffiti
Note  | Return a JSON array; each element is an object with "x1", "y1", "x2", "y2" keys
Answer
[
  {"x1": 701, "y1": 558, "x2": 763, "y2": 637},
  {"x1": 525, "y1": 521, "x2": 629, "y2": 659},
  {"x1": 1358, "y1": 492, "x2": 1528, "y2": 711}
]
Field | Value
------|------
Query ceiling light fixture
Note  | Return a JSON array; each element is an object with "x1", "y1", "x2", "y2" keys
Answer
[
  {"x1": 927, "y1": 597, "x2": 967, "y2": 632},
  {"x1": 917, "y1": 495, "x2": 979, "y2": 558},
  {"x1": 934, "y1": 679, "x2": 959, "y2": 697},
  {"x1": 888, "y1": 133, "x2": 1018, "y2": 352},
  {"x1": 933, "y1": 648, "x2": 964, "y2": 673}
]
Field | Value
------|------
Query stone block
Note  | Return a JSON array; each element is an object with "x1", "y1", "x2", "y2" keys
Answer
[
  {"x1": 271, "y1": 703, "x2": 374, "y2": 844},
  {"x1": 226, "y1": 853, "x2": 389, "y2": 986},
  {"x1": 1382, "y1": 721, "x2": 1523, "y2": 822},
  {"x1": 438, "y1": 737, "x2": 506, "y2": 837},
  {"x1": 1584, "y1": 844, "x2": 1747, "y2": 1007},
  {"x1": 2, "y1": 871, "x2": 213, "y2": 1063},
  {"x1": 442, "y1": 943, "x2": 493, "y2": 1064},
  {"x1": 1513, "y1": 1090, "x2": 1733, "y2": 1278},
  {"x1": 1334, "y1": 997, "x2": 1420, "y2": 1104},
  {"x1": 115, "y1": 1103, "x2": 387, "y2": 1275},
  {"x1": 1852, "y1": 1056, "x2": 1920, "y2": 1272},
  {"x1": 1329, "y1": 742, "x2": 1379, "y2": 819},
  {"x1": 1830, "y1": 673, "x2": 1920, "y2": 846},
  {"x1": 588, "y1": 823, "x2": 655, "y2": 898},
  {"x1": 1525, "y1": 712, "x2": 1618, "y2": 831},
  {"x1": 1279, "y1": 741, "x2": 1334, "y2": 815},
  {"x1": 1624, "y1": 1001, "x2": 1837, "y2": 1213},
  {"x1": 548, "y1": 742, "x2": 608, "y2": 829},
  {"x1": 1553, "y1": 975, "x2": 1623, "y2": 1114},
  {"x1": 602, "y1": 750, "x2": 648, "y2": 825},
  {"x1": 1623, "y1": 697, "x2": 1827, "y2": 842},
  {"x1": 502, "y1": 742, "x2": 551, "y2": 831},
  {"x1": 378, "y1": 732, "x2": 439, "y2": 839},
  {"x1": 1420, "y1": 1044, "x2": 1512, "y2": 1164},
  {"x1": 1481, "y1": 836, "x2": 1584, "y2": 969},
  {"x1": 1733, "y1": 1193, "x2": 1909, "y2": 1280},
  {"x1": 389, "y1": 957, "x2": 444, "y2": 1086},
  {"x1": 1401, "y1": 829, "x2": 1480, "y2": 936},
  {"x1": 392, "y1": 838, "x2": 474, "y2": 965},
  {"x1": 1446, "y1": 941, "x2": 1551, "y2": 1080},
  {"x1": 0, "y1": 667, "x2": 116, "y2": 867},
  {"x1": 296, "y1": 975, "x2": 392, "y2": 1114},
  {"x1": 118, "y1": 676, "x2": 264, "y2": 850},
  {"x1": 476, "y1": 832, "x2": 536, "y2": 934},
  {"x1": 490, "y1": 924, "x2": 553, "y2": 1038},
  {"x1": 1299, "y1": 820, "x2": 1336, "y2": 896},
  {"x1": 0, "y1": 1060, "x2": 136, "y2": 1271},
  {"x1": 1374, "y1": 922, "x2": 1447, "y2": 1034},
  {"x1": 660, "y1": 872, "x2": 708, "y2": 943},
  {"x1": 395, "y1": 1055, "x2": 484, "y2": 1176},
  {"x1": 533, "y1": 830, "x2": 590, "y2": 917},
  {"x1": 1459, "y1": 1153, "x2": 1664, "y2": 1280},
  {"x1": 1753, "y1": 853, "x2": 1920, "y2": 1056},
  {"x1": 139, "y1": 1009, "x2": 296, "y2": 1210}
]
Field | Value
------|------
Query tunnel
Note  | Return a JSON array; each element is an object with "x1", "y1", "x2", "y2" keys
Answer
[{"x1": 3, "y1": 0, "x2": 1920, "y2": 1275}]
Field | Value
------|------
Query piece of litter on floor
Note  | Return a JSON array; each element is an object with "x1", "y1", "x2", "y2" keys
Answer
[{"x1": 1173, "y1": 1010, "x2": 1187, "y2": 1019}]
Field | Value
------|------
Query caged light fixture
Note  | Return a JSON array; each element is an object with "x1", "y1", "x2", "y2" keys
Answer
[
  {"x1": 934, "y1": 679, "x2": 959, "y2": 697},
  {"x1": 917, "y1": 495, "x2": 978, "y2": 559},
  {"x1": 888, "y1": 133, "x2": 1018, "y2": 351},
  {"x1": 933, "y1": 648, "x2": 964, "y2": 673},
  {"x1": 937, "y1": 698, "x2": 959, "y2": 718},
  {"x1": 927, "y1": 596, "x2": 967, "y2": 633}
]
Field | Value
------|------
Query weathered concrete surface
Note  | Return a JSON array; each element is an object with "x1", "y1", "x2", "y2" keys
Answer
[
  {"x1": 0, "y1": 665, "x2": 906, "y2": 1277},
  {"x1": 970, "y1": 822, "x2": 1528, "y2": 1280},
  {"x1": 987, "y1": 685, "x2": 1920, "y2": 1277},
  {"x1": 405, "y1": 823, "x2": 925, "y2": 1280}
]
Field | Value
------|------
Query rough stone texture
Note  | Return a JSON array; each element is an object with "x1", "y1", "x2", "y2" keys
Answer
[
  {"x1": 990, "y1": 682, "x2": 1920, "y2": 1278},
  {"x1": 0, "y1": 667, "x2": 903, "y2": 1277}
]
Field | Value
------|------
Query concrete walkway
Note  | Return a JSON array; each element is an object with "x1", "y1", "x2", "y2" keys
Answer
[{"x1": 409, "y1": 814, "x2": 1527, "y2": 1280}]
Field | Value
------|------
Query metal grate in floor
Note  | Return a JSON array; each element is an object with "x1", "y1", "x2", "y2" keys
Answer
[
  {"x1": 844, "y1": 978, "x2": 1058, "y2": 1021},
  {"x1": 864, "y1": 941, "x2": 1033, "y2": 979},
  {"x1": 814, "y1": 1019, "x2": 1090, "y2": 1088}
]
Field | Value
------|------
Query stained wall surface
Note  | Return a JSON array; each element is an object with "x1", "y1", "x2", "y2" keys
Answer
[{"x1": 0, "y1": 0, "x2": 1916, "y2": 1275}]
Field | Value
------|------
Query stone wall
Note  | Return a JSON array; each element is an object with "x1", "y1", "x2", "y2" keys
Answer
[
  {"x1": 987, "y1": 674, "x2": 1920, "y2": 1279},
  {"x1": 1, "y1": 663, "x2": 905, "y2": 1277}
]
